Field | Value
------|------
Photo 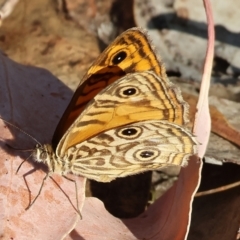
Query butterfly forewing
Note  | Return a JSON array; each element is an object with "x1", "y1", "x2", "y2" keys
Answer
[{"x1": 52, "y1": 28, "x2": 186, "y2": 151}]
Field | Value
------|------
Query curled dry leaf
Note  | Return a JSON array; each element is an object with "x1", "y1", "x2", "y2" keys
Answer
[{"x1": 67, "y1": 156, "x2": 201, "y2": 240}]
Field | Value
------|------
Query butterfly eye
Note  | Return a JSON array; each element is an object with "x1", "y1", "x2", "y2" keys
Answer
[
  {"x1": 40, "y1": 151, "x2": 48, "y2": 160},
  {"x1": 112, "y1": 51, "x2": 127, "y2": 64},
  {"x1": 134, "y1": 149, "x2": 160, "y2": 161},
  {"x1": 116, "y1": 126, "x2": 142, "y2": 139}
]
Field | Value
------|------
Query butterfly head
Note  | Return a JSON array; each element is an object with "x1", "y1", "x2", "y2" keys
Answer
[{"x1": 34, "y1": 144, "x2": 54, "y2": 171}]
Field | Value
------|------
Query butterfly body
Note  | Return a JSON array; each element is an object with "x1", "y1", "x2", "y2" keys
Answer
[{"x1": 34, "y1": 28, "x2": 198, "y2": 183}]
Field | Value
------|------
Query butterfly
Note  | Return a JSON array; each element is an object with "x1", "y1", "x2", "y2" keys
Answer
[{"x1": 31, "y1": 27, "x2": 197, "y2": 210}]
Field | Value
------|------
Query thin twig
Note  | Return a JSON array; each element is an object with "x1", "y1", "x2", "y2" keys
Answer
[{"x1": 195, "y1": 181, "x2": 240, "y2": 197}]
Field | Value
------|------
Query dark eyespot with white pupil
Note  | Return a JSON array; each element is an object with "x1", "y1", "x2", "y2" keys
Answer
[
  {"x1": 122, "y1": 128, "x2": 137, "y2": 136},
  {"x1": 116, "y1": 126, "x2": 142, "y2": 139},
  {"x1": 134, "y1": 149, "x2": 160, "y2": 162},
  {"x1": 123, "y1": 88, "x2": 136, "y2": 96},
  {"x1": 112, "y1": 51, "x2": 127, "y2": 64},
  {"x1": 140, "y1": 151, "x2": 154, "y2": 158},
  {"x1": 117, "y1": 85, "x2": 139, "y2": 98}
]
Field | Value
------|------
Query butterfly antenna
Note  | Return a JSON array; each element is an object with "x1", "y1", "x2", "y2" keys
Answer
[
  {"x1": 5, "y1": 143, "x2": 34, "y2": 151},
  {"x1": 0, "y1": 117, "x2": 42, "y2": 146}
]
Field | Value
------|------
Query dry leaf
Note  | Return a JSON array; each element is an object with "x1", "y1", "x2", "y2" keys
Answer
[{"x1": 183, "y1": 93, "x2": 240, "y2": 148}]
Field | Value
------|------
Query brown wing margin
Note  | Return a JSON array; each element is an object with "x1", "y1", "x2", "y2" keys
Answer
[{"x1": 52, "y1": 66, "x2": 125, "y2": 150}]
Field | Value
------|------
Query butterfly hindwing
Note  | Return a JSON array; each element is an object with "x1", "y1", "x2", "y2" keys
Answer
[{"x1": 65, "y1": 120, "x2": 198, "y2": 182}]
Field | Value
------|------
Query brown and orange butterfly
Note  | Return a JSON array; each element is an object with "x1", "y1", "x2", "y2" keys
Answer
[{"x1": 34, "y1": 28, "x2": 197, "y2": 191}]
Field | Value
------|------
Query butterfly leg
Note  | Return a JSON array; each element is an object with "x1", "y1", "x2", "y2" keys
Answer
[
  {"x1": 25, "y1": 172, "x2": 49, "y2": 210},
  {"x1": 62, "y1": 175, "x2": 82, "y2": 219},
  {"x1": 16, "y1": 153, "x2": 34, "y2": 174}
]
